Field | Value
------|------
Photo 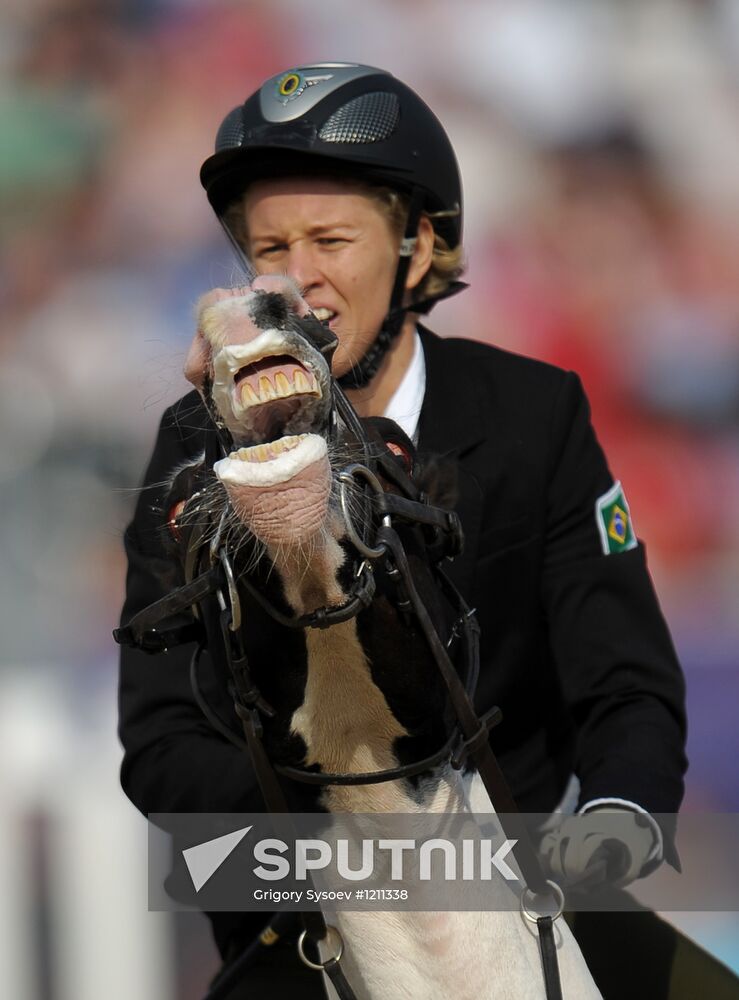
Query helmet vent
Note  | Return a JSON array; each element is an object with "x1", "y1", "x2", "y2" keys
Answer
[
  {"x1": 215, "y1": 107, "x2": 245, "y2": 152},
  {"x1": 318, "y1": 92, "x2": 399, "y2": 144}
]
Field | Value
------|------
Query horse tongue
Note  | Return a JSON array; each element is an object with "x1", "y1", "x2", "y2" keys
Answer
[{"x1": 250, "y1": 396, "x2": 303, "y2": 441}]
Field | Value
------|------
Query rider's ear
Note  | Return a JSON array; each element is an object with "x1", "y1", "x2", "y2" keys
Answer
[{"x1": 405, "y1": 215, "x2": 435, "y2": 292}]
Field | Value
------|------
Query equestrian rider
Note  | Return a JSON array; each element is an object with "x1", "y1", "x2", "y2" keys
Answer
[{"x1": 118, "y1": 64, "x2": 690, "y2": 998}]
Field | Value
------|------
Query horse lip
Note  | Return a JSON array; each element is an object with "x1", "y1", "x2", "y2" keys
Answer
[
  {"x1": 217, "y1": 330, "x2": 312, "y2": 375},
  {"x1": 215, "y1": 433, "x2": 328, "y2": 487},
  {"x1": 212, "y1": 327, "x2": 331, "y2": 447}
]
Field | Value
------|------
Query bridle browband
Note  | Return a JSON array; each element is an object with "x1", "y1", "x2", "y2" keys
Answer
[{"x1": 115, "y1": 369, "x2": 567, "y2": 1000}]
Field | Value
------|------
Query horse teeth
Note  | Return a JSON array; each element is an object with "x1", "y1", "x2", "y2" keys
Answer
[
  {"x1": 241, "y1": 383, "x2": 259, "y2": 405},
  {"x1": 274, "y1": 372, "x2": 291, "y2": 397},
  {"x1": 293, "y1": 370, "x2": 310, "y2": 393},
  {"x1": 258, "y1": 376, "x2": 275, "y2": 401},
  {"x1": 229, "y1": 434, "x2": 312, "y2": 466}
]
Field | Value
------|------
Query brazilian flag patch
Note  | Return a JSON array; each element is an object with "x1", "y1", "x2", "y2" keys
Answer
[{"x1": 595, "y1": 481, "x2": 637, "y2": 555}]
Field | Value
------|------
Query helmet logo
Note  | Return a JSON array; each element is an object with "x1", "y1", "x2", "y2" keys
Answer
[
  {"x1": 273, "y1": 69, "x2": 334, "y2": 106},
  {"x1": 277, "y1": 73, "x2": 305, "y2": 97},
  {"x1": 277, "y1": 72, "x2": 302, "y2": 98}
]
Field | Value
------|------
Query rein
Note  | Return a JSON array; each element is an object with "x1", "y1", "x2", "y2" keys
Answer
[{"x1": 115, "y1": 385, "x2": 566, "y2": 1000}]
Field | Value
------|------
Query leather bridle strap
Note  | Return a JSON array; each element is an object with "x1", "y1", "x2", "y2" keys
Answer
[
  {"x1": 299, "y1": 911, "x2": 357, "y2": 1000},
  {"x1": 274, "y1": 727, "x2": 460, "y2": 785},
  {"x1": 115, "y1": 555, "x2": 377, "y2": 648},
  {"x1": 536, "y1": 916, "x2": 564, "y2": 1000},
  {"x1": 113, "y1": 571, "x2": 216, "y2": 651},
  {"x1": 217, "y1": 607, "x2": 359, "y2": 1000},
  {"x1": 376, "y1": 523, "x2": 552, "y2": 898},
  {"x1": 237, "y1": 564, "x2": 377, "y2": 631},
  {"x1": 379, "y1": 491, "x2": 463, "y2": 536}
]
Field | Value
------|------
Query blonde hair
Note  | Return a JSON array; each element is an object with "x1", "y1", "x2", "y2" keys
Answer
[
  {"x1": 222, "y1": 177, "x2": 465, "y2": 303},
  {"x1": 365, "y1": 184, "x2": 465, "y2": 302}
]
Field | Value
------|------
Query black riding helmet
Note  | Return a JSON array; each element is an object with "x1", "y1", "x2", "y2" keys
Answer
[{"x1": 200, "y1": 63, "x2": 466, "y2": 388}]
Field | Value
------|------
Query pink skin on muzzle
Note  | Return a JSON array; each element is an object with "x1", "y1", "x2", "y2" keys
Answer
[
  {"x1": 184, "y1": 278, "x2": 313, "y2": 389},
  {"x1": 184, "y1": 276, "x2": 332, "y2": 549},
  {"x1": 227, "y1": 460, "x2": 333, "y2": 547}
]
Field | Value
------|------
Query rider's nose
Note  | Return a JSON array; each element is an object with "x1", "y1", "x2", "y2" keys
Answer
[{"x1": 284, "y1": 245, "x2": 322, "y2": 293}]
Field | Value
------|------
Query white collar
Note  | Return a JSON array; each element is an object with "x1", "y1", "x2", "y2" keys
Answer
[{"x1": 382, "y1": 329, "x2": 426, "y2": 444}]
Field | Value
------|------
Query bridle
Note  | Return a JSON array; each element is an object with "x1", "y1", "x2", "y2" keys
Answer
[{"x1": 115, "y1": 351, "x2": 568, "y2": 1000}]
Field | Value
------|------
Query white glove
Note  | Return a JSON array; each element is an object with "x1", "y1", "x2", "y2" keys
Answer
[{"x1": 539, "y1": 806, "x2": 660, "y2": 890}]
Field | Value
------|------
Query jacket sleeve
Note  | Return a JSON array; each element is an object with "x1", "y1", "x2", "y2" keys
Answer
[
  {"x1": 117, "y1": 398, "x2": 264, "y2": 815},
  {"x1": 540, "y1": 372, "x2": 688, "y2": 820}
]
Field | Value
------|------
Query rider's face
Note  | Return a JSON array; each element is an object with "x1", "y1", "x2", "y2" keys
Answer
[{"x1": 242, "y1": 177, "x2": 425, "y2": 378}]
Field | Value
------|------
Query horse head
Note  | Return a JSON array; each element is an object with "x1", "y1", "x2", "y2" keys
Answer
[
  {"x1": 172, "y1": 277, "x2": 461, "y2": 815},
  {"x1": 185, "y1": 276, "x2": 337, "y2": 551}
]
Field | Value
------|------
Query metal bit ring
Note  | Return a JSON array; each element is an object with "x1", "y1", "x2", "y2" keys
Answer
[
  {"x1": 520, "y1": 880, "x2": 565, "y2": 924},
  {"x1": 297, "y1": 925, "x2": 344, "y2": 971},
  {"x1": 338, "y1": 463, "x2": 390, "y2": 560}
]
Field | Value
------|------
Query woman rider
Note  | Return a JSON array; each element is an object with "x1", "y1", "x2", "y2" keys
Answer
[{"x1": 118, "y1": 64, "x2": 716, "y2": 999}]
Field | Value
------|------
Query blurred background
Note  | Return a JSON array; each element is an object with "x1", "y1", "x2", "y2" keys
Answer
[{"x1": 1, "y1": 0, "x2": 737, "y2": 996}]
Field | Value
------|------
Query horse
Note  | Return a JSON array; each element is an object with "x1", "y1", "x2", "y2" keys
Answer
[{"x1": 156, "y1": 276, "x2": 603, "y2": 1000}]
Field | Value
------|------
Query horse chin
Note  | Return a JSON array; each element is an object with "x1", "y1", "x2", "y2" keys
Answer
[{"x1": 215, "y1": 435, "x2": 332, "y2": 548}]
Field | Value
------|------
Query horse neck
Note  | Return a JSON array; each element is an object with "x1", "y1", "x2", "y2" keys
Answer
[
  {"x1": 268, "y1": 514, "x2": 348, "y2": 617},
  {"x1": 262, "y1": 522, "x2": 469, "y2": 815}
]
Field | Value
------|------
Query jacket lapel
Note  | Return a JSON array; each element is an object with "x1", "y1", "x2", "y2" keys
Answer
[
  {"x1": 416, "y1": 327, "x2": 486, "y2": 601},
  {"x1": 416, "y1": 326, "x2": 486, "y2": 459}
]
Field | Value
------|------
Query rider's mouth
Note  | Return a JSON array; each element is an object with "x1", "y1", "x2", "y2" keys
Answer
[{"x1": 311, "y1": 306, "x2": 338, "y2": 328}]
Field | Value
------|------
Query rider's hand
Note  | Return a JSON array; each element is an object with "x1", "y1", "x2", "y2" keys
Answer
[{"x1": 539, "y1": 806, "x2": 661, "y2": 890}]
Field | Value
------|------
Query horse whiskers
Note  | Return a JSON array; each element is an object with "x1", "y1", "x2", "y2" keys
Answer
[
  {"x1": 162, "y1": 429, "x2": 384, "y2": 615},
  {"x1": 271, "y1": 526, "x2": 323, "y2": 579}
]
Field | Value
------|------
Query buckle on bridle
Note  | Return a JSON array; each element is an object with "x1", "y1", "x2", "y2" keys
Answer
[
  {"x1": 450, "y1": 705, "x2": 503, "y2": 770},
  {"x1": 446, "y1": 606, "x2": 478, "y2": 648}
]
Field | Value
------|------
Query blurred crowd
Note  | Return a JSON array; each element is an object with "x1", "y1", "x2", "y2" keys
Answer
[{"x1": 1, "y1": 0, "x2": 738, "y2": 992}]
